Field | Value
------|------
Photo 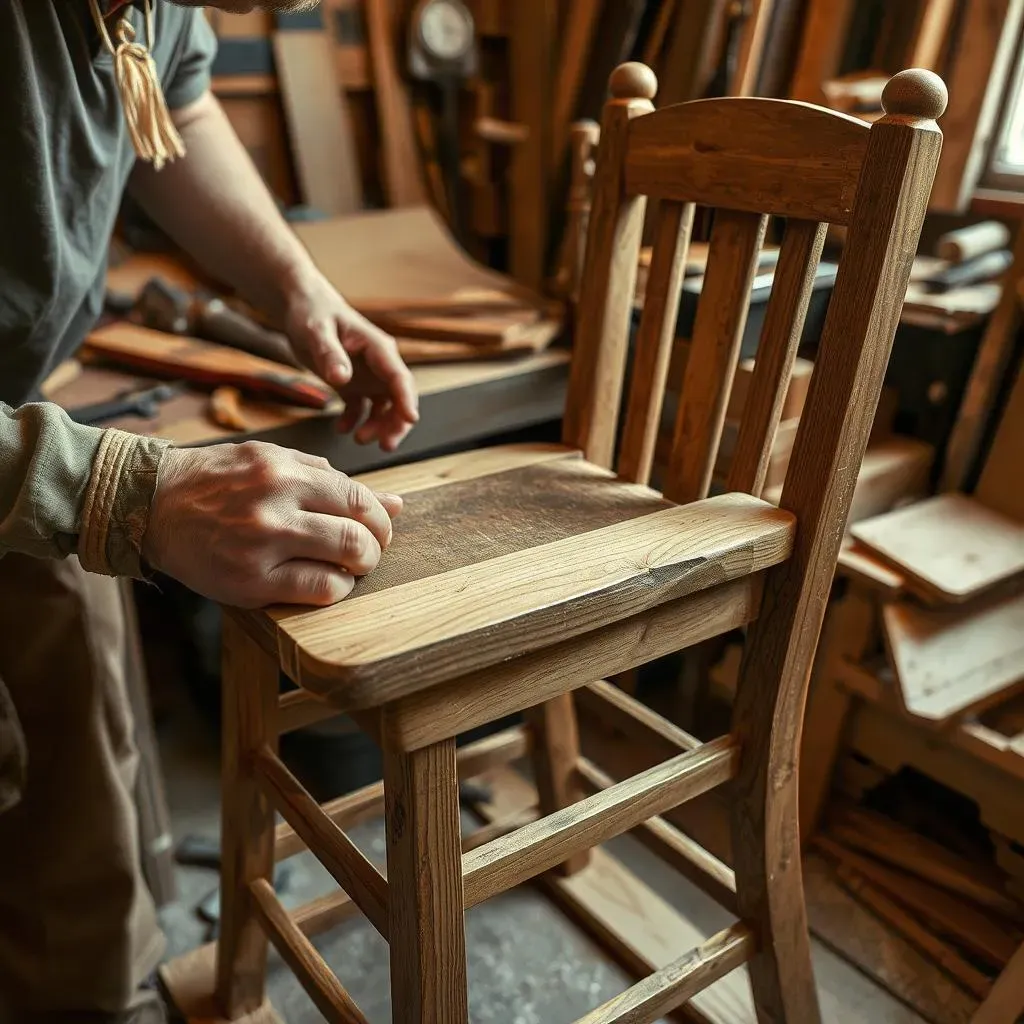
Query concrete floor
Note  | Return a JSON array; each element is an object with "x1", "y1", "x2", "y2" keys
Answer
[{"x1": 156, "y1": 693, "x2": 929, "y2": 1024}]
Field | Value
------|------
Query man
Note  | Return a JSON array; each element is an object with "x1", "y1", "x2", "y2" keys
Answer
[{"x1": 0, "y1": 1, "x2": 417, "y2": 1020}]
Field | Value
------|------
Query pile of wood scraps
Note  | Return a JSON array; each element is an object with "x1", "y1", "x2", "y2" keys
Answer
[
  {"x1": 813, "y1": 802, "x2": 1024, "y2": 1009},
  {"x1": 289, "y1": 205, "x2": 565, "y2": 361}
]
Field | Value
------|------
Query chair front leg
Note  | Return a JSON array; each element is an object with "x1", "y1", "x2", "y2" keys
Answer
[
  {"x1": 384, "y1": 736, "x2": 469, "y2": 1024},
  {"x1": 216, "y1": 616, "x2": 280, "y2": 1017}
]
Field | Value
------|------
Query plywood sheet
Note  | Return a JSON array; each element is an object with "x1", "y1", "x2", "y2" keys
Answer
[
  {"x1": 850, "y1": 493, "x2": 1024, "y2": 604},
  {"x1": 273, "y1": 29, "x2": 362, "y2": 216},
  {"x1": 882, "y1": 593, "x2": 1024, "y2": 724}
]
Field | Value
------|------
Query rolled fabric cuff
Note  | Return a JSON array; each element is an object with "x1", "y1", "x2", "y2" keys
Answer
[{"x1": 79, "y1": 429, "x2": 172, "y2": 578}]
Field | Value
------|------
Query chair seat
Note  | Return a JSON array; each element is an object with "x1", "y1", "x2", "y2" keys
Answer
[{"x1": 246, "y1": 444, "x2": 795, "y2": 707}]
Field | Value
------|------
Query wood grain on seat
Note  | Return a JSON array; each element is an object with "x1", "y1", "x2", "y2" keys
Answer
[{"x1": 248, "y1": 447, "x2": 795, "y2": 701}]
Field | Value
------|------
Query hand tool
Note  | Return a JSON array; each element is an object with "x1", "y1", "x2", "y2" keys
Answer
[
  {"x1": 131, "y1": 277, "x2": 302, "y2": 368},
  {"x1": 65, "y1": 380, "x2": 185, "y2": 425}
]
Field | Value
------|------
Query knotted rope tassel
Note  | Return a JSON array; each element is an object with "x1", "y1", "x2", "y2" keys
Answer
[{"x1": 88, "y1": 0, "x2": 186, "y2": 171}]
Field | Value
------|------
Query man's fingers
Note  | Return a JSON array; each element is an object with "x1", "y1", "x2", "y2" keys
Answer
[
  {"x1": 284, "y1": 512, "x2": 382, "y2": 575},
  {"x1": 376, "y1": 491, "x2": 404, "y2": 518},
  {"x1": 264, "y1": 560, "x2": 356, "y2": 607},
  {"x1": 338, "y1": 396, "x2": 370, "y2": 435},
  {"x1": 298, "y1": 472, "x2": 394, "y2": 549},
  {"x1": 298, "y1": 318, "x2": 353, "y2": 389},
  {"x1": 340, "y1": 315, "x2": 420, "y2": 424}
]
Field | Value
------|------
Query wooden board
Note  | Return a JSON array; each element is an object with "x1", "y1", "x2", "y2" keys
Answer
[
  {"x1": 882, "y1": 593, "x2": 1024, "y2": 724},
  {"x1": 292, "y1": 205, "x2": 543, "y2": 308},
  {"x1": 803, "y1": 853, "x2": 978, "y2": 1024},
  {"x1": 84, "y1": 323, "x2": 337, "y2": 409},
  {"x1": 363, "y1": 0, "x2": 426, "y2": 207},
  {"x1": 847, "y1": 701, "x2": 1024, "y2": 849},
  {"x1": 942, "y1": 228, "x2": 1024, "y2": 493},
  {"x1": 273, "y1": 29, "x2": 362, "y2": 216},
  {"x1": 160, "y1": 941, "x2": 284, "y2": 1023},
  {"x1": 977, "y1": 361, "x2": 1024, "y2": 523},
  {"x1": 850, "y1": 494, "x2": 1024, "y2": 604},
  {"x1": 509, "y1": 0, "x2": 556, "y2": 289},
  {"x1": 814, "y1": 835, "x2": 1024, "y2": 970}
]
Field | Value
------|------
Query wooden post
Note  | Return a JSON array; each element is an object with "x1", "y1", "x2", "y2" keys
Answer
[
  {"x1": 526, "y1": 693, "x2": 589, "y2": 874},
  {"x1": 730, "y1": 71, "x2": 947, "y2": 1023},
  {"x1": 562, "y1": 62, "x2": 656, "y2": 468},
  {"x1": 384, "y1": 736, "x2": 468, "y2": 1023},
  {"x1": 215, "y1": 615, "x2": 280, "y2": 1016}
]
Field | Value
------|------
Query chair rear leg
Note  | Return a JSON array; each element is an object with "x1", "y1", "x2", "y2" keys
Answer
[
  {"x1": 526, "y1": 692, "x2": 589, "y2": 875},
  {"x1": 215, "y1": 616, "x2": 279, "y2": 1017},
  {"x1": 731, "y1": 657, "x2": 822, "y2": 1024}
]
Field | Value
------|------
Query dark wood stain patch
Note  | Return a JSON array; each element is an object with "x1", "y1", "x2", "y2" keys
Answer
[{"x1": 352, "y1": 460, "x2": 672, "y2": 596}]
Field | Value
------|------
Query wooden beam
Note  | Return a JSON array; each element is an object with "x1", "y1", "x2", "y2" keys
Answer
[
  {"x1": 250, "y1": 878, "x2": 369, "y2": 1023},
  {"x1": 575, "y1": 922, "x2": 754, "y2": 1024},
  {"x1": 462, "y1": 737, "x2": 738, "y2": 908},
  {"x1": 929, "y1": 0, "x2": 1024, "y2": 212},
  {"x1": 576, "y1": 757, "x2": 738, "y2": 914},
  {"x1": 253, "y1": 748, "x2": 389, "y2": 937}
]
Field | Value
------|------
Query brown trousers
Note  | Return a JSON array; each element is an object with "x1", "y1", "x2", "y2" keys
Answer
[{"x1": 0, "y1": 554, "x2": 164, "y2": 1018}]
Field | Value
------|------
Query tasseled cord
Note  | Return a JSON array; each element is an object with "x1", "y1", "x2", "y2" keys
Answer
[{"x1": 88, "y1": 0, "x2": 186, "y2": 171}]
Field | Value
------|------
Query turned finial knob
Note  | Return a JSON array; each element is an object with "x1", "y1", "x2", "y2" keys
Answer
[
  {"x1": 881, "y1": 69, "x2": 948, "y2": 121},
  {"x1": 610, "y1": 62, "x2": 658, "y2": 101}
]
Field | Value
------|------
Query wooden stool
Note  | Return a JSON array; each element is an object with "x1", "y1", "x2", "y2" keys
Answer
[{"x1": 162, "y1": 64, "x2": 947, "y2": 1024}]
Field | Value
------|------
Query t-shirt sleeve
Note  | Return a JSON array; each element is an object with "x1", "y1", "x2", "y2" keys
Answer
[{"x1": 163, "y1": 9, "x2": 218, "y2": 111}]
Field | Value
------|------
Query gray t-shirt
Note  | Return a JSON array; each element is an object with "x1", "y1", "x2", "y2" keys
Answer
[{"x1": 0, "y1": 1, "x2": 217, "y2": 405}]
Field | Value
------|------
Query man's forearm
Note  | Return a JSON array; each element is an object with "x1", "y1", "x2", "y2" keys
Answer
[{"x1": 127, "y1": 91, "x2": 319, "y2": 323}]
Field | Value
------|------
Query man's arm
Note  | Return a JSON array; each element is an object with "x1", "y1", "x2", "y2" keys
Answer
[
  {"x1": 126, "y1": 92, "x2": 418, "y2": 452},
  {"x1": 0, "y1": 400, "x2": 403, "y2": 608},
  {"x1": 0, "y1": 402, "x2": 168, "y2": 575}
]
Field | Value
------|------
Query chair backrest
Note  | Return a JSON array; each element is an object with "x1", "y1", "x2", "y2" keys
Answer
[
  {"x1": 564, "y1": 63, "x2": 945, "y2": 812},
  {"x1": 564, "y1": 62, "x2": 946, "y2": 512}
]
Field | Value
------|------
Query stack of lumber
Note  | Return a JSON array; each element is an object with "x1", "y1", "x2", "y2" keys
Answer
[
  {"x1": 289, "y1": 205, "x2": 564, "y2": 362},
  {"x1": 813, "y1": 803, "x2": 1024, "y2": 1010}
]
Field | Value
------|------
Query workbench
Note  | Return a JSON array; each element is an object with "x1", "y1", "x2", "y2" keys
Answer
[{"x1": 51, "y1": 349, "x2": 571, "y2": 471}]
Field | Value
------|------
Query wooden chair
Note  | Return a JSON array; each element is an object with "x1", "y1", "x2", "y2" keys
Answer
[{"x1": 165, "y1": 63, "x2": 947, "y2": 1024}]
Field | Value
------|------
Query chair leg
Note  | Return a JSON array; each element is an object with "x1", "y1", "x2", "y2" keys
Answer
[
  {"x1": 384, "y1": 737, "x2": 469, "y2": 1024},
  {"x1": 525, "y1": 692, "x2": 589, "y2": 874},
  {"x1": 731, "y1": 667, "x2": 822, "y2": 1024},
  {"x1": 215, "y1": 616, "x2": 279, "y2": 1018}
]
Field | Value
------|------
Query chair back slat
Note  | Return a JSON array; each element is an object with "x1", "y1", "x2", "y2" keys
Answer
[
  {"x1": 726, "y1": 219, "x2": 827, "y2": 497},
  {"x1": 625, "y1": 98, "x2": 870, "y2": 224},
  {"x1": 618, "y1": 200, "x2": 695, "y2": 485},
  {"x1": 662, "y1": 210, "x2": 768, "y2": 505},
  {"x1": 562, "y1": 74, "x2": 655, "y2": 468}
]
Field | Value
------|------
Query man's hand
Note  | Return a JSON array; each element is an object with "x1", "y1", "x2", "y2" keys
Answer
[
  {"x1": 142, "y1": 441, "x2": 403, "y2": 609},
  {"x1": 282, "y1": 271, "x2": 419, "y2": 453}
]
